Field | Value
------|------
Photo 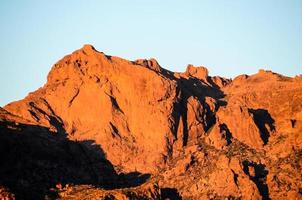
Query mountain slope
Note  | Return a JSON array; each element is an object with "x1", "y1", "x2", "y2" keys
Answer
[{"x1": 1, "y1": 45, "x2": 301, "y2": 199}]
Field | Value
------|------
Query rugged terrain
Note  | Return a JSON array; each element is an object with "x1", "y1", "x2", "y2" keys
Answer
[{"x1": 0, "y1": 45, "x2": 301, "y2": 199}]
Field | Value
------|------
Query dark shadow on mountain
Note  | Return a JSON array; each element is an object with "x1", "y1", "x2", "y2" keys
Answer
[
  {"x1": 28, "y1": 101, "x2": 66, "y2": 134},
  {"x1": 159, "y1": 67, "x2": 228, "y2": 155},
  {"x1": 169, "y1": 75, "x2": 226, "y2": 149},
  {"x1": 160, "y1": 188, "x2": 182, "y2": 200},
  {"x1": 179, "y1": 77, "x2": 225, "y2": 100},
  {"x1": 216, "y1": 99, "x2": 227, "y2": 109},
  {"x1": 0, "y1": 120, "x2": 150, "y2": 200},
  {"x1": 290, "y1": 119, "x2": 296, "y2": 128},
  {"x1": 219, "y1": 123, "x2": 233, "y2": 145},
  {"x1": 242, "y1": 160, "x2": 270, "y2": 200},
  {"x1": 117, "y1": 172, "x2": 151, "y2": 188},
  {"x1": 248, "y1": 108, "x2": 275, "y2": 145}
]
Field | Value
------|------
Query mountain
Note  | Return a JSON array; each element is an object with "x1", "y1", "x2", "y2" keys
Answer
[{"x1": 0, "y1": 45, "x2": 301, "y2": 200}]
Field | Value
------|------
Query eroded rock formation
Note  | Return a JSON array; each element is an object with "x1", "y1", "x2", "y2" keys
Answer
[{"x1": 1, "y1": 45, "x2": 301, "y2": 199}]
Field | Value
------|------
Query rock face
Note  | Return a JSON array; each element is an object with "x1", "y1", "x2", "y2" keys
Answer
[
  {"x1": 4, "y1": 45, "x2": 178, "y2": 173},
  {"x1": 1, "y1": 45, "x2": 301, "y2": 199},
  {"x1": 185, "y1": 64, "x2": 209, "y2": 80}
]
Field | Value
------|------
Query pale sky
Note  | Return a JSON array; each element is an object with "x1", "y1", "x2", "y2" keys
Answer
[{"x1": 0, "y1": 0, "x2": 301, "y2": 106}]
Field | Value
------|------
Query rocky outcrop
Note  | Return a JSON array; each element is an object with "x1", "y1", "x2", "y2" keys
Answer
[
  {"x1": 185, "y1": 64, "x2": 209, "y2": 80},
  {"x1": 1, "y1": 45, "x2": 301, "y2": 199},
  {"x1": 134, "y1": 58, "x2": 162, "y2": 72}
]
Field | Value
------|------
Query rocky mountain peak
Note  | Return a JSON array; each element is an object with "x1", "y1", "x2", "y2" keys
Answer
[
  {"x1": 1, "y1": 45, "x2": 301, "y2": 199},
  {"x1": 185, "y1": 64, "x2": 209, "y2": 80}
]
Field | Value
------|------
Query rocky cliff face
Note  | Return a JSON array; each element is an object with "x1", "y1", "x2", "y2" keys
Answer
[{"x1": 1, "y1": 45, "x2": 301, "y2": 199}]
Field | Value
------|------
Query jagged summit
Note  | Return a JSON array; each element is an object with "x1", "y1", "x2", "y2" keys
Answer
[
  {"x1": 47, "y1": 45, "x2": 288, "y2": 87},
  {"x1": 185, "y1": 64, "x2": 209, "y2": 80}
]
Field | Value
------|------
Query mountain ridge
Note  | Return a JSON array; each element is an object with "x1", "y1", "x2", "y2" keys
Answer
[{"x1": 1, "y1": 44, "x2": 301, "y2": 199}]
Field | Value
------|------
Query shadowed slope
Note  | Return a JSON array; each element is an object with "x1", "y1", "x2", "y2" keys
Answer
[{"x1": 0, "y1": 109, "x2": 154, "y2": 199}]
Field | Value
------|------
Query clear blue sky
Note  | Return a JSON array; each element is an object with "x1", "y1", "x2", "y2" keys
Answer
[{"x1": 0, "y1": 0, "x2": 301, "y2": 106}]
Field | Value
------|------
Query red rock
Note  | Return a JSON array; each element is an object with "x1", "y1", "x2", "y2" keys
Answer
[
  {"x1": 1, "y1": 45, "x2": 301, "y2": 199},
  {"x1": 185, "y1": 64, "x2": 208, "y2": 80}
]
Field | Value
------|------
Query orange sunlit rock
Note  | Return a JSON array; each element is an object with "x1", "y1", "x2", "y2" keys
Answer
[{"x1": 1, "y1": 45, "x2": 301, "y2": 199}]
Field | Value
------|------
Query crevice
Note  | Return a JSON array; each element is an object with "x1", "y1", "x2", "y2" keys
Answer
[
  {"x1": 109, "y1": 122, "x2": 121, "y2": 138},
  {"x1": 248, "y1": 108, "x2": 275, "y2": 145},
  {"x1": 105, "y1": 93, "x2": 124, "y2": 114},
  {"x1": 28, "y1": 101, "x2": 65, "y2": 134},
  {"x1": 181, "y1": 100, "x2": 188, "y2": 146},
  {"x1": 231, "y1": 169, "x2": 239, "y2": 186},
  {"x1": 28, "y1": 109, "x2": 40, "y2": 121},
  {"x1": 290, "y1": 119, "x2": 296, "y2": 128},
  {"x1": 67, "y1": 82, "x2": 83, "y2": 107},
  {"x1": 68, "y1": 88, "x2": 80, "y2": 107},
  {"x1": 201, "y1": 100, "x2": 216, "y2": 133},
  {"x1": 219, "y1": 123, "x2": 232, "y2": 145}
]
